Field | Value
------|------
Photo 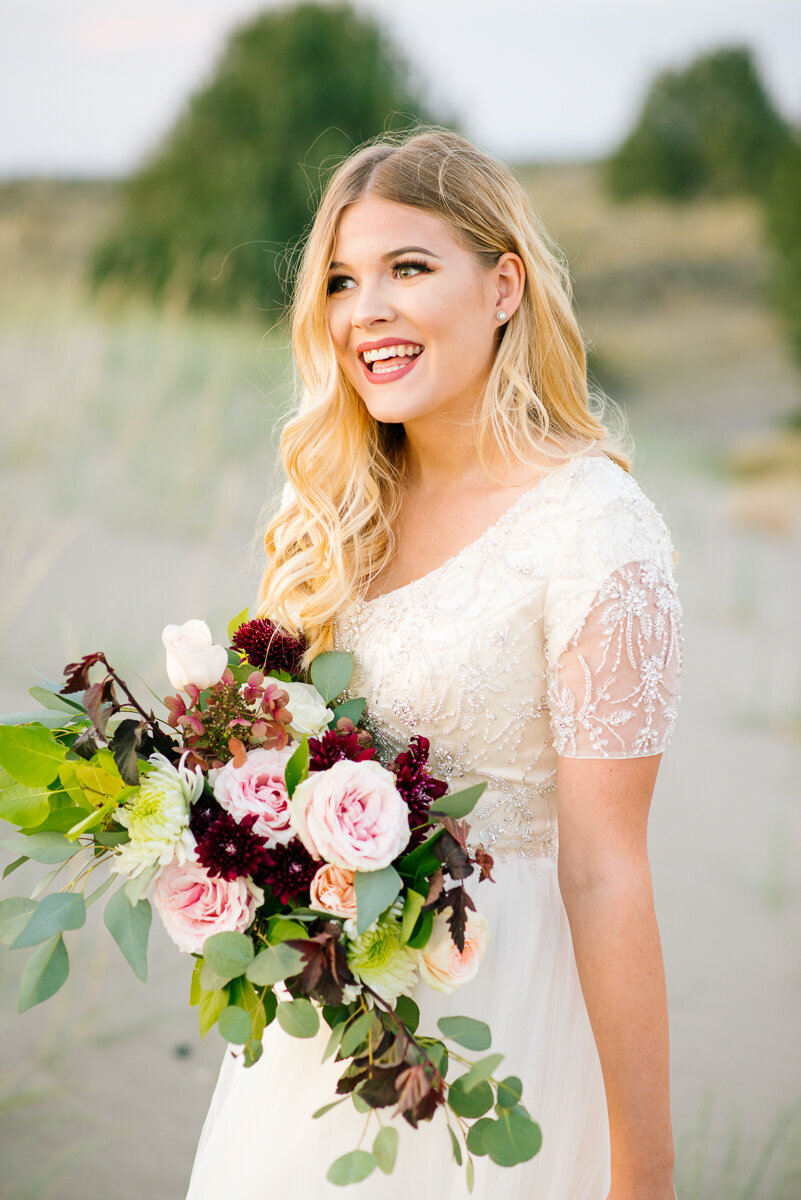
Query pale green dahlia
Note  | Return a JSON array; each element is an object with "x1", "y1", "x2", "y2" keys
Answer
[
  {"x1": 112, "y1": 752, "x2": 203, "y2": 879},
  {"x1": 344, "y1": 898, "x2": 419, "y2": 1005}
]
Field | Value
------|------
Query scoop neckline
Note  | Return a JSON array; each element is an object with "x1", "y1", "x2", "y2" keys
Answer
[{"x1": 352, "y1": 451, "x2": 608, "y2": 610}]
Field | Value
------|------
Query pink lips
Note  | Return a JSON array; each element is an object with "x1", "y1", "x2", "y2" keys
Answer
[{"x1": 359, "y1": 350, "x2": 423, "y2": 385}]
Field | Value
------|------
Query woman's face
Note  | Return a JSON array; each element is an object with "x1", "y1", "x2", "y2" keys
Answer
[{"x1": 325, "y1": 196, "x2": 521, "y2": 428}]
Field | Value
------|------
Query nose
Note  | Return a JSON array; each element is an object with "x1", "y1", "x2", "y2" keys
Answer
[{"x1": 351, "y1": 276, "x2": 396, "y2": 330}]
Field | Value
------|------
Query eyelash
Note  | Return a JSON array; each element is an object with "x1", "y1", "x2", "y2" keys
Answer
[{"x1": 326, "y1": 258, "x2": 432, "y2": 295}]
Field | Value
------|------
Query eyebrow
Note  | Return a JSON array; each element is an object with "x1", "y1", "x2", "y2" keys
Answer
[{"x1": 328, "y1": 246, "x2": 442, "y2": 271}]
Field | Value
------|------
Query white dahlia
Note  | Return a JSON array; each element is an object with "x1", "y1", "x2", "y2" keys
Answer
[
  {"x1": 343, "y1": 898, "x2": 419, "y2": 1005},
  {"x1": 111, "y1": 752, "x2": 202, "y2": 880}
]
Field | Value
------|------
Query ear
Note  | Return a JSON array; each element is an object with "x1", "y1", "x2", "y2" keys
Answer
[{"x1": 494, "y1": 252, "x2": 525, "y2": 318}]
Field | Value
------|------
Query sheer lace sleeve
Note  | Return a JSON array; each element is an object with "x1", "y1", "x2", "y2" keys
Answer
[
  {"x1": 545, "y1": 559, "x2": 683, "y2": 757},
  {"x1": 543, "y1": 474, "x2": 683, "y2": 759}
]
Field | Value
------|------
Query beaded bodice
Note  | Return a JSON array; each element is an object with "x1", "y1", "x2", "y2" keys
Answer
[{"x1": 333, "y1": 454, "x2": 683, "y2": 864}]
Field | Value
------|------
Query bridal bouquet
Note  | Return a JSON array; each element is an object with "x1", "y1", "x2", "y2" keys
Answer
[{"x1": 0, "y1": 612, "x2": 542, "y2": 1188}]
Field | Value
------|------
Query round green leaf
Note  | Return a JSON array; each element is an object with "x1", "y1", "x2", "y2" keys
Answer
[
  {"x1": 393, "y1": 993, "x2": 419, "y2": 1033},
  {"x1": 429, "y1": 782, "x2": 486, "y2": 819},
  {"x1": 354, "y1": 864, "x2": 402, "y2": 934},
  {"x1": 437, "y1": 1015, "x2": 491, "y2": 1051},
  {"x1": 482, "y1": 1112, "x2": 543, "y2": 1166},
  {"x1": 200, "y1": 960, "x2": 230, "y2": 992},
  {"x1": 326, "y1": 1149, "x2": 377, "y2": 1186},
  {"x1": 218, "y1": 1005, "x2": 253, "y2": 1044},
  {"x1": 310, "y1": 651, "x2": 354, "y2": 705},
  {"x1": 276, "y1": 997, "x2": 319, "y2": 1038},
  {"x1": 0, "y1": 897, "x2": 38, "y2": 945},
  {"x1": 12, "y1": 892, "x2": 86, "y2": 948},
  {"x1": 448, "y1": 1077, "x2": 494, "y2": 1119},
  {"x1": 372, "y1": 1125, "x2": 398, "y2": 1174},
  {"x1": 465, "y1": 1116, "x2": 495, "y2": 1156},
  {"x1": 202, "y1": 931, "x2": 254, "y2": 982},
  {"x1": 246, "y1": 942, "x2": 305, "y2": 986},
  {"x1": 18, "y1": 933, "x2": 69, "y2": 1012},
  {"x1": 496, "y1": 1075, "x2": 523, "y2": 1110}
]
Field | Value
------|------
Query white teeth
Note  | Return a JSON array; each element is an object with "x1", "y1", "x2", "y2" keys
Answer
[{"x1": 361, "y1": 343, "x2": 423, "y2": 364}]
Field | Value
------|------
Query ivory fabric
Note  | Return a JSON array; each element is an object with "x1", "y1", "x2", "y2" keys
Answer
[{"x1": 185, "y1": 452, "x2": 683, "y2": 1199}]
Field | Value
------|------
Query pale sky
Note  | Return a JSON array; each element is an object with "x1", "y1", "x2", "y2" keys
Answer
[{"x1": 1, "y1": 0, "x2": 799, "y2": 175}]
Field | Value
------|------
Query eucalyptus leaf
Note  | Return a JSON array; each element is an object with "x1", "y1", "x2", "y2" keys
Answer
[
  {"x1": 218, "y1": 1005, "x2": 253, "y2": 1045},
  {"x1": 393, "y1": 993, "x2": 419, "y2": 1033},
  {"x1": 246, "y1": 942, "x2": 305, "y2": 987},
  {"x1": 429, "y1": 782, "x2": 487, "y2": 820},
  {"x1": 267, "y1": 917, "x2": 309, "y2": 943},
  {"x1": 0, "y1": 711, "x2": 69, "y2": 729},
  {"x1": 310, "y1": 651, "x2": 353, "y2": 705},
  {"x1": 18, "y1": 933, "x2": 69, "y2": 1012},
  {"x1": 199, "y1": 960, "x2": 230, "y2": 992},
  {"x1": 447, "y1": 1124, "x2": 463, "y2": 1165},
  {"x1": 104, "y1": 889, "x2": 151, "y2": 981},
  {"x1": 399, "y1": 887, "x2": 426, "y2": 944},
  {"x1": 202, "y1": 931, "x2": 255, "y2": 982},
  {"x1": 0, "y1": 725, "x2": 67, "y2": 787},
  {"x1": 1, "y1": 832, "x2": 77, "y2": 864},
  {"x1": 437, "y1": 1015, "x2": 492, "y2": 1051},
  {"x1": 312, "y1": 1096, "x2": 349, "y2": 1119},
  {"x1": 351, "y1": 1091, "x2": 370, "y2": 1113},
  {"x1": 28, "y1": 687, "x2": 85, "y2": 715},
  {"x1": 2, "y1": 856, "x2": 28, "y2": 879},
  {"x1": 85, "y1": 874, "x2": 116, "y2": 907},
  {"x1": 466, "y1": 1116, "x2": 494, "y2": 1156},
  {"x1": 353, "y1": 864, "x2": 402, "y2": 935},
  {"x1": 276, "y1": 997, "x2": 319, "y2": 1039},
  {"x1": 326, "y1": 1150, "x2": 377, "y2": 1186},
  {"x1": 329, "y1": 697, "x2": 366, "y2": 728},
  {"x1": 0, "y1": 897, "x2": 38, "y2": 945},
  {"x1": 12, "y1": 892, "x2": 86, "y2": 948},
  {"x1": 482, "y1": 1111, "x2": 542, "y2": 1166},
  {"x1": 495, "y1": 1075, "x2": 523, "y2": 1110},
  {"x1": 339, "y1": 1010, "x2": 376, "y2": 1059},
  {"x1": 321, "y1": 1020, "x2": 347, "y2": 1064},
  {"x1": 466, "y1": 1155, "x2": 474, "y2": 1192},
  {"x1": 448, "y1": 1078, "x2": 494, "y2": 1119},
  {"x1": 457, "y1": 1053, "x2": 505, "y2": 1093},
  {"x1": 124, "y1": 862, "x2": 159, "y2": 906},
  {"x1": 30, "y1": 863, "x2": 67, "y2": 900}
]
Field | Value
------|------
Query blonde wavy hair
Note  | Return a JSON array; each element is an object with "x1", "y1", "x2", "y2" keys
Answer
[{"x1": 256, "y1": 125, "x2": 632, "y2": 666}]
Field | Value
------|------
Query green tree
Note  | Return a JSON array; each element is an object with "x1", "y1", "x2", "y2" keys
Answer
[
  {"x1": 762, "y1": 131, "x2": 801, "y2": 374},
  {"x1": 605, "y1": 46, "x2": 789, "y2": 202},
  {"x1": 89, "y1": 2, "x2": 448, "y2": 316}
]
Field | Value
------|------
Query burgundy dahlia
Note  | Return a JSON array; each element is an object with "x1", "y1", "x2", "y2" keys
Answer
[
  {"x1": 391, "y1": 735, "x2": 448, "y2": 849},
  {"x1": 195, "y1": 811, "x2": 267, "y2": 882},
  {"x1": 188, "y1": 792, "x2": 224, "y2": 840},
  {"x1": 232, "y1": 619, "x2": 307, "y2": 677},
  {"x1": 308, "y1": 727, "x2": 376, "y2": 771},
  {"x1": 255, "y1": 840, "x2": 320, "y2": 906}
]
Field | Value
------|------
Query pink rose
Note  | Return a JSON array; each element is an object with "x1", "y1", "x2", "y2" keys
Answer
[
  {"x1": 415, "y1": 910, "x2": 490, "y2": 994},
  {"x1": 289, "y1": 759, "x2": 411, "y2": 872},
  {"x1": 161, "y1": 619, "x2": 228, "y2": 691},
  {"x1": 309, "y1": 863, "x2": 358, "y2": 919},
  {"x1": 212, "y1": 745, "x2": 295, "y2": 846},
  {"x1": 153, "y1": 858, "x2": 264, "y2": 955}
]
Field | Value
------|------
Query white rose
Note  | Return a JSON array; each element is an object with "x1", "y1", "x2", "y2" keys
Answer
[
  {"x1": 161, "y1": 619, "x2": 228, "y2": 691},
  {"x1": 282, "y1": 681, "x2": 334, "y2": 739}
]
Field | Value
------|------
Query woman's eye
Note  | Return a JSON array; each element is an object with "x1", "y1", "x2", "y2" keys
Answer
[
  {"x1": 326, "y1": 274, "x2": 354, "y2": 295},
  {"x1": 394, "y1": 260, "x2": 430, "y2": 279},
  {"x1": 326, "y1": 260, "x2": 430, "y2": 295}
]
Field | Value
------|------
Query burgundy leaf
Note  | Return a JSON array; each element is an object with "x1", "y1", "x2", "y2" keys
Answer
[{"x1": 61, "y1": 652, "x2": 104, "y2": 695}]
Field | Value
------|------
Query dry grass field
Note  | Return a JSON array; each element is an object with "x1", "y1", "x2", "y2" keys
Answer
[{"x1": 0, "y1": 164, "x2": 799, "y2": 1199}]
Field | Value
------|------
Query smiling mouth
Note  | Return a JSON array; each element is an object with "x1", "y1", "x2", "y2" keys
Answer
[{"x1": 360, "y1": 344, "x2": 424, "y2": 374}]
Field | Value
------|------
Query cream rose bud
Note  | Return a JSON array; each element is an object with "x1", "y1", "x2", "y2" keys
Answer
[
  {"x1": 415, "y1": 910, "x2": 490, "y2": 994},
  {"x1": 309, "y1": 863, "x2": 358, "y2": 919},
  {"x1": 282, "y1": 681, "x2": 335, "y2": 739},
  {"x1": 289, "y1": 759, "x2": 411, "y2": 872},
  {"x1": 162, "y1": 619, "x2": 228, "y2": 691}
]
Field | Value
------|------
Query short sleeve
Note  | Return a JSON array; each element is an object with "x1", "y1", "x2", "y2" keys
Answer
[{"x1": 543, "y1": 475, "x2": 683, "y2": 759}]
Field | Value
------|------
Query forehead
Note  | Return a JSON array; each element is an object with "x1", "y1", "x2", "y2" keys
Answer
[{"x1": 332, "y1": 196, "x2": 462, "y2": 259}]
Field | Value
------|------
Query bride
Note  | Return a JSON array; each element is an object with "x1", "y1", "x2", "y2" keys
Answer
[{"x1": 186, "y1": 126, "x2": 682, "y2": 1200}]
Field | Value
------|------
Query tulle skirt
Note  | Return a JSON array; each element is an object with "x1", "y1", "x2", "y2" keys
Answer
[{"x1": 185, "y1": 855, "x2": 611, "y2": 1199}]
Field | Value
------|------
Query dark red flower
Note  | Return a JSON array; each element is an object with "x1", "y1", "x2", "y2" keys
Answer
[
  {"x1": 391, "y1": 735, "x2": 447, "y2": 850},
  {"x1": 254, "y1": 839, "x2": 320, "y2": 906},
  {"x1": 189, "y1": 792, "x2": 224, "y2": 841},
  {"x1": 195, "y1": 810, "x2": 267, "y2": 882},
  {"x1": 232, "y1": 619, "x2": 307, "y2": 677},
  {"x1": 308, "y1": 727, "x2": 376, "y2": 771}
]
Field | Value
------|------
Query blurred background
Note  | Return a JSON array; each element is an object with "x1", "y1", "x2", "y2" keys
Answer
[{"x1": 1, "y1": 2, "x2": 800, "y2": 1197}]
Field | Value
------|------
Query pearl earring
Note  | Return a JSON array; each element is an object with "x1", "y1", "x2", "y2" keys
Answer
[{"x1": 496, "y1": 310, "x2": 508, "y2": 321}]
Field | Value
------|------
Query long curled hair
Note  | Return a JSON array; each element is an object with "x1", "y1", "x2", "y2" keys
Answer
[{"x1": 255, "y1": 126, "x2": 632, "y2": 665}]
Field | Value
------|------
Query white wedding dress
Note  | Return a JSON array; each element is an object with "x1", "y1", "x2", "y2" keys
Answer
[{"x1": 185, "y1": 452, "x2": 683, "y2": 1199}]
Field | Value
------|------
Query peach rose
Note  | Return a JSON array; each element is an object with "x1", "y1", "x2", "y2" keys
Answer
[
  {"x1": 415, "y1": 910, "x2": 490, "y2": 994},
  {"x1": 289, "y1": 759, "x2": 411, "y2": 872},
  {"x1": 161, "y1": 619, "x2": 228, "y2": 691},
  {"x1": 213, "y1": 745, "x2": 295, "y2": 846},
  {"x1": 309, "y1": 863, "x2": 358, "y2": 918},
  {"x1": 153, "y1": 858, "x2": 263, "y2": 955}
]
